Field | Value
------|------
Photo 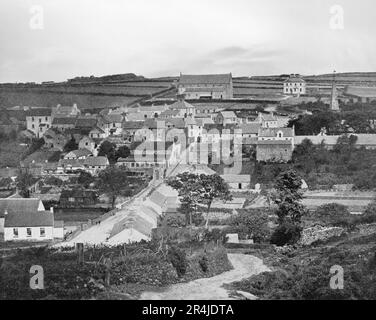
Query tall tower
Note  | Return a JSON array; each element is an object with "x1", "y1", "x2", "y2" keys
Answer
[{"x1": 330, "y1": 70, "x2": 340, "y2": 112}]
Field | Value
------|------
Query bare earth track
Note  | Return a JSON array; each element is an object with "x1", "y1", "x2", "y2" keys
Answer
[{"x1": 140, "y1": 254, "x2": 270, "y2": 300}]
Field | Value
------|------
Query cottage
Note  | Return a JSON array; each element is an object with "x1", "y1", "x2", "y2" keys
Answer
[
  {"x1": 178, "y1": 73, "x2": 233, "y2": 100},
  {"x1": 167, "y1": 100, "x2": 196, "y2": 117},
  {"x1": 99, "y1": 114, "x2": 123, "y2": 136},
  {"x1": 1, "y1": 200, "x2": 62, "y2": 240},
  {"x1": 26, "y1": 108, "x2": 52, "y2": 138},
  {"x1": 83, "y1": 156, "x2": 109, "y2": 175},
  {"x1": 57, "y1": 159, "x2": 85, "y2": 174},
  {"x1": 51, "y1": 117, "x2": 77, "y2": 132},
  {"x1": 43, "y1": 128, "x2": 68, "y2": 151},
  {"x1": 221, "y1": 174, "x2": 250, "y2": 190},
  {"x1": 159, "y1": 109, "x2": 182, "y2": 119},
  {"x1": 255, "y1": 112, "x2": 290, "y2": 128},
  {"x1": 89, "y1": 126, "x2": 107, "y2": 139},
  {"x1": 64, "y1": 149, "x2": 93, "y2": 160},
  {"x1": 59, "y1": 189, "x2": 98, "y2": 207},
  {"x1": 215, "y1": 111, "x2": 238, "y2": 126}
]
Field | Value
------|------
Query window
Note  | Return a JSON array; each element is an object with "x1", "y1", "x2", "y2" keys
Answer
[
  {"x1": 32, "y1": 124, "x2": 35, "y2": 129},
  {"x1": 238, "y1": 183, "x2": 242, "y2": 190},
  {"x1": 27, "y1": 228, "x2": 32, "y2": 237},
  {"x1": 40, "y1": 228, "x2": 46, "y2": 237},
  {"x1": 13, "y1": 228, "x2": 18, "y2": 238}
]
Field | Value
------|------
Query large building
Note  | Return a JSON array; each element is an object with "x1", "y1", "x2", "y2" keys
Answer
[
  {"x1": 178, "y1": 73, "x2": 233, "y2": 100},
  {"x1": 26, "y1": 108, "x2": 52, "y2": 138},
  {"x1": 256, "y1": 127, "x2": 295, "y2": 163},
  {"x1": 283, "y1": 75, "x2": 306, "y2": 96}
]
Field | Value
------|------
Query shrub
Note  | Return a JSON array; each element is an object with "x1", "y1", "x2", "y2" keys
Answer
[
  {"x1": 167, "y1": 246, "x2": 188, "y2": 277},
  {"x1": 229, "y1": 209, "x2": 270, "y2": 243},
  {"x1": 199, "y1": 255, "x2": 209, "y2": 273},
  {"x1": 270, "y1": 222, "x2": 302, "y2": 246}
]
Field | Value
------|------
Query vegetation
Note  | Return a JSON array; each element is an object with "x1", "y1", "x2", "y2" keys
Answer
[
  {"x1": 270, "y1": 170, "x2": 306, "y2": 246},
  {"x1": 15, "y1": 170, "x2": 35, "y2": 198},
  {"x1": 97, "y1": 166, "x2": 134, "y2": 208},
  {"x1": 167, "y1": 173, "x2": 232, "y2": 229}
]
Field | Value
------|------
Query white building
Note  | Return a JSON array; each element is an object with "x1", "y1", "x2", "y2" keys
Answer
[
  {"x1": 283, "y1": 76, "x2": 306, "y2": 96},
  {"x1": 0, "y1": 198, "x2": 64, "y2": 241},
  {"x1": 26, "y1": 109, "x2": 52, "y2": 138}
]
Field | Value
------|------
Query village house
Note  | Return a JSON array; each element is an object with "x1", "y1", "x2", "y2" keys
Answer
[
  {"x1": 26, "y1": 108, "x2": 52, "y2": 138},
  {"x1": 186, "y1": 118, "x2": 204, "y2": 143},
  {"x1": 99, "y1": 114, "x2": 123, "y2": 136},
  {"x1": 283, "y1": 75, "x2": 306, "y2": 96},
  {"x1": 43, "y1": 128, "x2": 69, "y2": 151},
  {"x1": 122, "y1": 121, "x2": 145, "y2": 143},
  {"x1": 178, "y1": 73, "x2": 233, "y2": 100},
  {"x1": 59, "y1": 189, "x2": 98, "y2": 208},
  {"x1": 64, "y1": 149, "x2": 93, "y2": 160},
  {"x1": 215, "y1": 111, "x2": 238, "y2": 126},
  {"x1": 57, "y1": 159, "x2": 85, "y2": 174},
  {"x1": 159, "y1": 109, "x2": 181, "y2": 119},
  {"x1": 79, "y1": 136, "x2": 98, "y2": 155},
  {"x1": 255, "y1": 112, "x2": 290, "y2": 128},
  {"x1": 221, "y1": 174, "x2": 250, "y2": 191},
  {"x1": 51, "y1": 117, "x2": 77, "y2": 132},
  {"x1": 83, "y1": 156, "x2": 109, "y2": 175},
  {"x1": 52, "y1": 103, "x2": 81, "y2": 118},
  {"x1": 256, "y1": 127, "x2": 295, "y2": 163},
  {"x1": 89, "y1": 126, "x2": 107, "y2": 139},
  {"x1": 0, "y1": 198, "x2": 64, "y2": 241},
  {"x1": 75, "y1": 116, "x2": 98, "y2": 134},
  {"x1": 167, "y1": 100, "x2": 196, "y2": 118}
]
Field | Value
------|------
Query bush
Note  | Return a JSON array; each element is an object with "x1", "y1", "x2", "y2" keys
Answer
[
  {"x1": 270, "y1": 222, "x2": 302, "y2": 246},
  {"x1": 229, "y1": 209, "x2": 270, "y2": 243},
  {"x1": 199, "y1": 255, "x2": 209, "y2": 273},
  {"x1": 167, "y1": 246, "x2": 188, "y2": 277}
]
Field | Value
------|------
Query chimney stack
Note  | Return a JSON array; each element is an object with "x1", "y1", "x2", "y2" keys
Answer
[{"x1": 50, "y1": 207, "x2": 54, "y2": 214}]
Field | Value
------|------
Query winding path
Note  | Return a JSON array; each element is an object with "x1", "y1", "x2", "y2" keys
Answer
[{"x1": 140, "y1": 254, "x2": 270, "y2": 300}]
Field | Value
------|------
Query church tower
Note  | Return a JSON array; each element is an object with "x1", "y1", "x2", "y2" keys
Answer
[{"x1": 330, "y1": 70, "x2": 340, "y2": 112}]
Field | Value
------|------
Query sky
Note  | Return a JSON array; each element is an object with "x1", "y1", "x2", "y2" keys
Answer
[{"x1": 0, "y1": 0, "x2": 376, "y2": 82}]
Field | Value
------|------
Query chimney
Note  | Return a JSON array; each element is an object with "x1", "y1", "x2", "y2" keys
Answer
[{"x1": 50, "y1": 207, "x2": 54, "y2": 213}]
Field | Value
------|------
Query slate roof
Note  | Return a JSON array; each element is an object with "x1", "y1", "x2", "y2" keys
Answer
[
  {"x1": 122, "y1": 121, "x2": 144, "y2": 130},
  {"x1": 75, "y1": 117, "x2": 98, "y2": 128},
  {"x1": 168, "y1": 100, "x2": 195, "y2": 110},
  {"x1": 239, "y1": 123, "x2": 261, "y2": 134},
  {"x1": 257, "y1": 140, "x2": 293, "y2": 145},
  {"x1": 258, "y1": 127, "x2": 294, "y2": 138},
  {"x1": 26, "y1": 108, "x2": 51, "y2": 117},
  {"x1": 52, "y1": 117, "x2": 77, "y2": 125},
  {"x1": 219, "y1": 111, "x2": 237, "y2": 118},
  {"x1": 179, "y1": 73, "x2": 232, "y2": 85},
  {"x1": 284, "y1": 77, "x2": 306, "y2": 83},
  {"x1": 4, "y1": 210, "x2": 54, "y2": 228},
  {"x1": 0, "y1": 198, "x2": 43, "y2": 218},
  {"x1": 83, "y1": 156, "x2": 109, "y2": 167}
]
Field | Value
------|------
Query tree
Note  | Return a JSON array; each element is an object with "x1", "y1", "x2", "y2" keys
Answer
[
  {"x1": 98, "y1": 141, "x2": 117, "y2": 163},
  {"x1": 64, "y1": 136, "x2": 78, "y2": 152},
  {"x1": 16, "y1": 170, "x2": 35, "y2": 198},
  {"x1": 77, "y1": 170, "x2": 95, "y2": 188},
  {"x1": 167, "y1": 173, "x2": 232, "y2": 229},
  {"x1": 271, "y1": 169, "x2": 307, "y2": 246},
  {"x1": 97, "y1": 166, "x2": 131, "y2": 208},
  {"x1": 115, "y1": 145, "x2": 130, "y2": 160}
]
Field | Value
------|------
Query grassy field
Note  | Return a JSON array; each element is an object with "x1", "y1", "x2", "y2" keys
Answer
[{"x1": 0, "y1": 141, "x2": 27, "y2": 168}]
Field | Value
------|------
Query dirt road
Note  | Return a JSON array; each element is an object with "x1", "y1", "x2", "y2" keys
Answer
[{"x1": 140, "y1": 254, "x2": 270, "y2": 300}]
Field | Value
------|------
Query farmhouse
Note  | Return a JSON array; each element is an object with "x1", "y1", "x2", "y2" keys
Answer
[
  {"x1": 83, "y1": 156, "x2": 109, "y2": 175},
  {"x1": 215, "y1": 111, "x2": 238, "y2": 126},
  {"x1": 64, "y1": 149, "x2": 93, "y2": 160},
  {"x1": 178, "y1": 73, "x2": 233, "y2": 100},
  {"x1": 283, "y1": 75, "x2": 306, "y2": 96}
]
